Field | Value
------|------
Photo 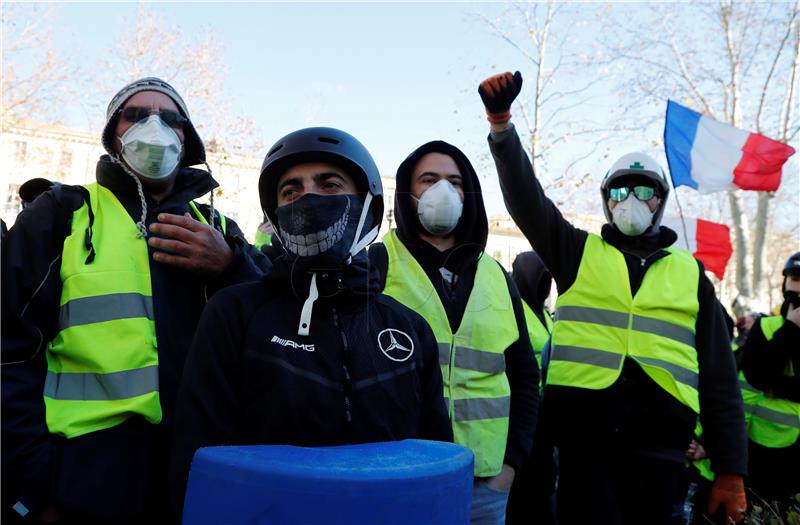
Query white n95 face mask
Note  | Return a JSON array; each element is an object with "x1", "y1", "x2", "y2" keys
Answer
[
  {"x1": 119, "y1": 115, "x2": 182, "y2": 181},
  {"x1": 415, "y1": 179, "x2": 463, "y2": 236},
  {"x1": 611, "y1": 195, "x2": 654, "y2": 236}
]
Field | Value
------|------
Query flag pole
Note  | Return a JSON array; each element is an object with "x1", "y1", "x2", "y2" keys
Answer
[{"x1": 672, "y1": 186, "x2": 692, "y2": 251}]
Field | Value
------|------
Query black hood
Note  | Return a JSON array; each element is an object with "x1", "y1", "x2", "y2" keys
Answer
[
  {"x1": 512, "y1": 251, "x2": 552, "y2": 311},
  {"x1": 394, "y1": 141, "x2": 489, "y2": 255}
]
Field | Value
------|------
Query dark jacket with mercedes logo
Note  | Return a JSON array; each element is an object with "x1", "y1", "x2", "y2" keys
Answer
[{"x1": 169, "y1": 253, "x2": 453, "y2": 517}]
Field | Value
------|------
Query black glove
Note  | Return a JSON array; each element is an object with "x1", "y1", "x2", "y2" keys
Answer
[{"x1": 478, "y1": 71, "x2": 523, "y2": 124}]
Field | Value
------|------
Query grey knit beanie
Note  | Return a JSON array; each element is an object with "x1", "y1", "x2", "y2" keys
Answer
[{"x1": 101, "y1": 77, "x2": 205, "y2": 167}]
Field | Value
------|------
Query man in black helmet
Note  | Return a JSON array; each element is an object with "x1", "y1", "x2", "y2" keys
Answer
[
  {"x1": 1, "y1": 77, "x2": 268, "y2": 524},
  {"x1": 739, "y1": 252, "x2": 800, "y2": 504},
  {"x1": 478, "y1": 71, "x2": 747, "y2": 525},
  {"x1": 169, "y1": 127, "x2": 453, "y2": 519}
]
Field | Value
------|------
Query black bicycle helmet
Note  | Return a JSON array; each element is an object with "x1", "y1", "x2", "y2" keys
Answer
[
  {"x1": 258, "y1": 127, "x2": 383, "y2": 235},
  {"x1": 783, "y1": 252, "x2": 800, "y2": 277}
]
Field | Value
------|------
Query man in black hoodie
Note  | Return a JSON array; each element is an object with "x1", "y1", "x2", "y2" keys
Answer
[
  {"x1": 369, "y1": 141, "x2": 539, "y2": 525},
  {"x1": 479, "y1": 71, "x2": 747, "y2": 525},
  {"x1": 170, "y1": 127, "x2": 453, "y2": 520}
]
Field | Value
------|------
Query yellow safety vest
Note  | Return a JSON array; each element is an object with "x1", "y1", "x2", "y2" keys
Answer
[
  {"x1": 522, "y1": 301, "x2": 553, "y2": 367},
  {"x1": 743, "y1": 316, "x2": 799, "y2": 448},
  {"x1": 45, "y1": 183, "x2": 161, "y2": 438},
  {"x1": 549, "y1": 234, "x2": 701, "y2": 412},
  {"x1": 382, "y1": 230, "x2": 518, "y2": 477},
  {"x1": 44, "y1": 185, "x2": 225, "y2": 438}
]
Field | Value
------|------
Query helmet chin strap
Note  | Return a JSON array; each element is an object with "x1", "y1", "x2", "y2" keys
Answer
[
  {"x1": 347, "y1": 193, "x2": 379, "y2": 261},
  {"x1": 296, "y1": 192, "x2": 378, "y2": 336}
]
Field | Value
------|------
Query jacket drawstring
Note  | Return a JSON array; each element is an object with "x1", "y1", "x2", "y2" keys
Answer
[{"x1": 111, "y1": 155, "x2": 148, "y2": 238}]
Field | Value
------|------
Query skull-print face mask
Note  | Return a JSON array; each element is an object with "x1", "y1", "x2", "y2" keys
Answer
[{"x1": 275, "y1": 193, "x2": 365, "y2": 271}]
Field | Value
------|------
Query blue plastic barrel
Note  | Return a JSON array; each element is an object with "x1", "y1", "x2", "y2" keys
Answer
[{"x1": 182, "y1": 439, "x2": 474, "y2": 525}]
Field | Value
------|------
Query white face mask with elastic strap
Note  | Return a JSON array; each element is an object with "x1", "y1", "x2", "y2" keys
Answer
[
  {"x1": 611, "y1": 195, "x2": 654, "y2": 236},
  {"x1": 413, "y1": 179, "x2": 463, "y2": 236},
  {"x1": 118, "y1": 115, "x2": 182, "y2": 181}
]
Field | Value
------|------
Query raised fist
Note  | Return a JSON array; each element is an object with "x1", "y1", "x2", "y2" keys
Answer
[{"x1": 478, "y1": 71, "x2": 523, "y2": 124}]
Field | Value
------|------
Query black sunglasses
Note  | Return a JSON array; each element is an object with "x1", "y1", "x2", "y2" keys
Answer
[
  {"x1": 609, "y1": 185, "x2": 656, "y2": 202},
  {"x1": 119, "y1": 106, "x2": 188, "y2": 129}
]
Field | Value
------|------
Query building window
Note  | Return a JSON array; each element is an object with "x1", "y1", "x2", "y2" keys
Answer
[
  {"x1": 60, "y1": 149, "x2": 73, "y2": 170},
  {"x1": 15, "y1": 141, "x2": 27, "y2": 162},
  {"x1": 5, "y1": 183, "x2": 21, "y2": 217}
]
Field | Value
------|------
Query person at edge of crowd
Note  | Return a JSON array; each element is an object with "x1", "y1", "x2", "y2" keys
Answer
[
  {"x1": 169, "y1": 127, "x2": 453, "y2": 521},
  {"x1": 511, "y1": 251, "x2": 554, "y2": 369},
  {"x1": 368, "y1": 140, "x2": 540, "y2": 525},
  {"x1": 479, "y1": 70, "x2": 748, "y2": 525},
  {"x1": 739, "y1": 252, "x2": 800, "y2": 505},
  {"x1": 506, "y1": 250, "x2": 557, "y2": 525},
  {"x1": 1, "y1": 77, "x2": 270, "y2": 525}
]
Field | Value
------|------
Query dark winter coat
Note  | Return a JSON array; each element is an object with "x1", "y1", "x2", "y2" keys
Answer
[
  {"x1": 169, "y1": 253, "x2": 453, "y2": 519},
  {"x1": 1, "y1": 157, "x2": 270, "y2": 523}
]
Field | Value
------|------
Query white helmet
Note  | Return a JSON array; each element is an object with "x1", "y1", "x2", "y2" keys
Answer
[{"x1": 600, "y1": 152, "x2": 670, "y2": 228}]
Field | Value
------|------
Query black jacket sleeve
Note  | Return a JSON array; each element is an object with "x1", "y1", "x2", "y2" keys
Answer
[
  {"x1": 501, "y1": 267, "x2": 540, "y2": 473},
  {"x1": 1, "y1": 187, "x2": 83, "y2": 516},
  {"x1": 487, "y1": 124, "x2": 588, "y2": 292},
  {"x1": 169, "y1": 288, "x2": 245, "y2": 520},
  {"x1": 695, "y1": 267, "x2": 748, "y2": 477},
  {"x1": 741, "y1": 318, "x2": 800, "y2": 403}
]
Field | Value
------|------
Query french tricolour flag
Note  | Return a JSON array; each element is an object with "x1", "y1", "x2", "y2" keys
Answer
[
  {"x1": 664, "y1": 100, "x2": 796, "y2": 193},
  {"x1": 662, "y1": 216, "x2": 732, "y2": 280}
]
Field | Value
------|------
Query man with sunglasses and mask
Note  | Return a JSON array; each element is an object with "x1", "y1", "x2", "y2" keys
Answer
[
  {"x1": 169, "y1": 127, "x2": 452, "y2": 521},
  {"x1": 2, "y1": 77, "x2": 268, "y2": 524},
  {"x1": 739, "y1": 252, "x2": 800, "y2": 505},
  {"x1": 478, "y1": 71, "x2": 747, "y2": 525}
]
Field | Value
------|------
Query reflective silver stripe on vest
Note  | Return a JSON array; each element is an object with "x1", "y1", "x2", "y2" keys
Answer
[
  {"x1": 550, "y1": 345, "x2": 623, "y2": 370},
  {"x1": 632, "y1": 315, "x2": 695, "y2": 347},
  {"x1": 58, "y1": 293, "x2": 154, "y2": 330},
  {"x1": 455, "y1": 346, "x2": 506, "y2": 374},
  {"x1": 747, "y1": 404, "x2": 800, "y2": 429},
  {"x1": 739, "y1": 380, "x2": 761, "y2": 394},
  {"x1": 44, "y1": 365, "x2": 159, "y2": 400},
  {"x1": 438, "y1": 343, "x2": 451, "y2": 366},
  {"x1": 453, "y1": 396, "x2": 510, "y2": 421},
  {"x1": 633, "y1": 356, "x2": 699, "y2": 389},
  {"x1": 555, "y1": 306, "x2": 628, "y2": 329},
  {"x1": 555, "y1": 306, "x2": 695, "y2": 348}
]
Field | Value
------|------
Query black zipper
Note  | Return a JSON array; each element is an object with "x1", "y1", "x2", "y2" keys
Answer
[{"x1": 332, "y1": 308, "x2": 353, "y2": 427}]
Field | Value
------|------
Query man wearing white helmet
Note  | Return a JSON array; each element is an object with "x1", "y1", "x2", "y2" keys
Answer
[{"x1": 478, "y1": 71, "x2": 747, "y2": 524}]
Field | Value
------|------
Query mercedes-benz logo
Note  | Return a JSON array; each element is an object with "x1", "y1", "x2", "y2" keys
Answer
[{"x1": 377, "y1": 328, "x2": 415, "y2": 362}]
